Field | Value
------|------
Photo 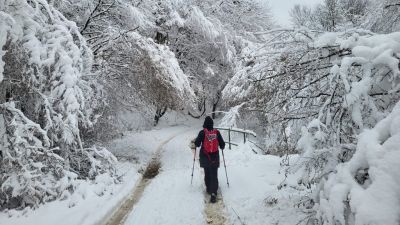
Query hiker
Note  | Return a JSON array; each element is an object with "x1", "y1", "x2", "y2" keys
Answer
[{"x1": 193, "y1": 116, "x2": 225, "y2": 203}]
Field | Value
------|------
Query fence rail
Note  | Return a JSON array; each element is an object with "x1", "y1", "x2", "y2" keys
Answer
[{"x1": 215, "y1": 127, "x2": 256, "y2": 150}]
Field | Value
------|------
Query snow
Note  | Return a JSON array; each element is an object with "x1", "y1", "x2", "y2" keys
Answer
[
  {"x1": 121, "y1": 126, "x2": 305, "y2": 225},
  {"x1": 0, "y1": 112, "x2": 194, "y2": 225},
  {"x1": 313, "y1": 32, "x2": 338, "y2": 47},
  {"x1": 217, "y1": 103, "x2": 246, "y2": 129},
  {"x1": 0, "y1": 10, "x2": 16, "y2": 83},
  {"x1": 221, "y1": 143, "x2": 304, "y2": 225},
  {"x1": 127, "y1": 6, "x2": 152, "y2": 29},
  {"x1": 0, "y1": 162, "x2": 139, "y2": 225},
  {"x1": 186, "y1": 6, "x2": 220, "y2": 41},
  {"x1": 1, "y1": 0, "x2": 398, "y2": 224},
  {"x1": 1, "y1": 117, "x2": 306, "y2": 225},
  {"x1": 127, "y1": 32, "x2": 196, "y2": 108},
  {"x1": 316, "y1": 100, "x2": 400, "y2": 225},
  {"x1": 123, "y1": 131, "x2": 205, "y2": 225},
  {"x1": 166, "y1": 11, "x2": 185, "y2": 28}
]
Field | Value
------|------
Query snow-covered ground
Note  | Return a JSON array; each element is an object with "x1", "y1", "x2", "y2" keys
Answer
[
  {"x1": 0, "y1": 113, "x2": 195, "y2": 225},
  {"x1": 0, "y1": 161, "x2": 139, "y2": 225},
  {"x1": 1, "y1": 115, "x2": 306, "y2": 225},
  {"x1": 221, "y1": 144, "x2": 305, "y2": 225},
  {"x1": 123, "y1": 130, "x2": 205, "y2": 225}
]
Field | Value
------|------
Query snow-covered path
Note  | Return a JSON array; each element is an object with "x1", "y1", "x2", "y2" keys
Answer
[
  {"x1": 1, "y1": 123, "x2": 305, "y2": 225},
  {"x1": 110, "y1": 126, "x2": 303, "y2": 225},
  {"x1": 122, "y1": 130, "x2": 210, "y2": 225},
  {"x1": 104, "y1": 130, "x2": 191, "y2": 225}
]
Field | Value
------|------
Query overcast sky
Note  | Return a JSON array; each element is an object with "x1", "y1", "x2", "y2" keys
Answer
[{"x1": 265, "y1": 0, "x2": 322, "y2": 27}]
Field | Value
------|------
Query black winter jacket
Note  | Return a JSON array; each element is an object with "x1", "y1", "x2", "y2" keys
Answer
[{"x1": 195, "y1": 129, "x2": 225, "y2": 168}]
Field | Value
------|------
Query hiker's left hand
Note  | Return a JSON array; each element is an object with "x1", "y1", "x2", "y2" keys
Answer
[{"x1": 189, "y1": 139, "x2": 196, "y2": 149}]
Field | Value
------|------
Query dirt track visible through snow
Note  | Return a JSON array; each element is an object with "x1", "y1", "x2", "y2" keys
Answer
[
  {"x1": 103, "y1": 131, "x2": 188, "y2": 225},
  {"x1": 105, "y1": 128, "x2": 230, "y2": 225},
  {"x1": 204, "y1": 191, "x2": 227, "y2": 225}
]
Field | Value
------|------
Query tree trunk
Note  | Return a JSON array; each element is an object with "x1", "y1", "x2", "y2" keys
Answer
[
  {"x1": 0, "y1": 109, "x2": 6, "y2": 160},
  {"x1": 211, "y1": 102, "x2": 217, "y2": 119},
  {"x1": 154, "y1": 106, "x2": 167, "y2": 126},
  {"x1": 188, "y1": 98, "x2": 206, "y2": 119},
  {"x1": 211, "y1": 92, "x2": 221, "y2": 119},
  {"x1": 0, "y1": 81, "x2": 6, "y2": 104}
]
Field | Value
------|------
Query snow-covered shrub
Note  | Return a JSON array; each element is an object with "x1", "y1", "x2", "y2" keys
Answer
[
  {"x1": 290, "y1": 31, "x2": 400, "y2": 224},
  {"x1": 0, "y1": 103, "x2": 67, "y2": 209},
  {"x1": 315, "y1": 100, "x2": 400, "y2": 225},
  {"x1": 293, "y1": 31, "x2": 400, "y2": 184},
  {"x1": 0, "y1": 0, "x2": 116, "y2": 209}
]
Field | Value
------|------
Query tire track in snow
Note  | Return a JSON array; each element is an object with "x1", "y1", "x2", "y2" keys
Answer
[{"x1": 102, "y1": 130, "x2": 187, "y2": 225}]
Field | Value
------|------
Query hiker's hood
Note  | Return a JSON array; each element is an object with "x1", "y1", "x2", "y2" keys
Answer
[{"x1": 203, "y1": 116, "x2": 214, "y2": 130}]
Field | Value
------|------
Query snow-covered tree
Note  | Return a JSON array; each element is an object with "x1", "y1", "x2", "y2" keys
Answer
[
  {"x1": 55, "y1": 0, "x2": 199, "y2": 129},
  {"x1": 227, "y1": 28, "x2": 400, "y2": 225},
  {"x1": 290, "y1": 0, "x2": 371, "y2": 31},
  {"x1": 0, "y1": 0, "x2": 116, "y2": 209},
  {"x1": 365, "y1": 0, "x2": 400, "y2": 33},
  {"x1": 136, "y1": 0, "x2": 274, "y2": 118}
]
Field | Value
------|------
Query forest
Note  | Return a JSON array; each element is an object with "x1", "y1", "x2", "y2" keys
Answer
[{"x1": 0, "y1": 0, "x2": 399, "y2": 225}]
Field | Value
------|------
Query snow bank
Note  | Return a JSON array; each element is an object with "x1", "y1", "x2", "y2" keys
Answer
[
  {"x1": 0, "y1": 162, "x2": 139, "y2": 225},
  {"x1": 222, "y1": 143, "x2": 305, "y2": 225}
]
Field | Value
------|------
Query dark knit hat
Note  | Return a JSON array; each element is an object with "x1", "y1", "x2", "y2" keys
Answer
[{"x1": 203, "y1": 116, "x2": 214, "y2": 130}]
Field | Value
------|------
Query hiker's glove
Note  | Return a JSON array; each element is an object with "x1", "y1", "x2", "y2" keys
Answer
[{"x1": 189, "y1": 139, "x2": 196, "y2": 149}]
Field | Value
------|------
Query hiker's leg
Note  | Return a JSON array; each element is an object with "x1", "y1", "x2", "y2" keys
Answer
[
  {"x1": 209, "y1": 167, "x2": 218, "y2": 195},
  {"x1": 204, "y1": 167, "x2": 211, "y2": 193}
]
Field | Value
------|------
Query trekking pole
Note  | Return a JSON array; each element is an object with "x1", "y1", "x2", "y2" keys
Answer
[
  {"x1": 191, "y1": 147, "x2": 196, "y2": 185},
  {"x1": 221, "y1": 148, "x2": 230, "y2": 187}
]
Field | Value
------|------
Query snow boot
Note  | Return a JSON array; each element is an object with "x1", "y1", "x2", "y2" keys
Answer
[{"x1": 210, "y1": 193, "x2": 217, "y2": 203}]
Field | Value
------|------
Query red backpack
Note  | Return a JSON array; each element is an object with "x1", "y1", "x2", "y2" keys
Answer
[{"x1": 203, "y1": 128, "x2": 219, "y2": 153}]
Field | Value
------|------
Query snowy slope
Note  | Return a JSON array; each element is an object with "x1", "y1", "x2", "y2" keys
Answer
[{"x1": 220, "y1": 143, "x2": 305, "y2": 225}]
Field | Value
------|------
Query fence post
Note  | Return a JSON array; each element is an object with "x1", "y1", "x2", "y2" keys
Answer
[{"x1": 228, "y1": 128, "x2": 231, "y2": 150}]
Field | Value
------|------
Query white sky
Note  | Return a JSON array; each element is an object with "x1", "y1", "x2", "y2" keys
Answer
[{"x1": 265, "y1": 0, "x2": 323, "y2": 27}]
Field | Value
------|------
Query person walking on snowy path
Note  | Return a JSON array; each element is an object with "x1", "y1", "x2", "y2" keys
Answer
[{"x1": 194, "y1": 116, "x2": 225, "y2": 203}]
